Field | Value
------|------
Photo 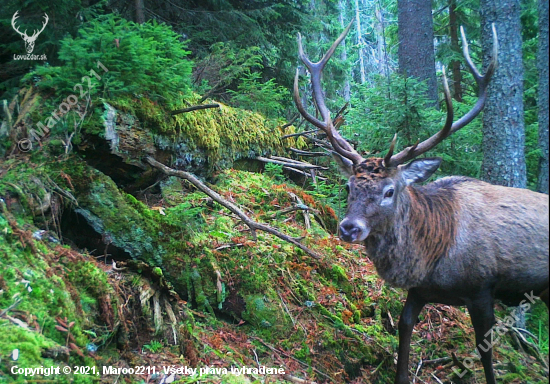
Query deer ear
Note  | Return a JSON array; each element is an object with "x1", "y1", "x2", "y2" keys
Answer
[
  {"x1": 331, "y1": 151, "x2": 354, "y2": 178},
  {"x1": 399, "y1": 158, "x2": 442, "y2": 185}
]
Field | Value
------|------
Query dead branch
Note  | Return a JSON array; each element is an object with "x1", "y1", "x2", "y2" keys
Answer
[
  {"x1": 423, "y1": 357, "x2": 452, "y2": 365},
  {"x1": 282, "y1": 166, "x2": 326, "y2": 181},
  {"x1": 170, "y1": 103, "x2": 220, "y2": 115},
  {"x1": 0, "y1": 298, "x2": 22, "y2": 318},
  {"x1": 270, "y1": 155, "x2": 309, "y2": 165},
  {"x1": 255, "y1": 156, "x2": 327, "y2": 171},
  {"x1": 282, "y1": 113, "x2": 300, "y2": 129},
  {"x1": 252, "y1": 337, "x2": 333, "y2": 382},
  {"x1": 450, "y1": 352, "x2": 472, "y2": 376},
  {"x1": 431, "y1": 373, "x2": 444, "y2": 384},
  {"x1": 282, "y1": 374, "x2": 318, "y2": 384},
  {"x1": 281, "y1": 129, "x2": 318, "y2": 139},
  {"x1": 334, "y1": 102, "x2": 349, "y2": 121},
  {"x1": 510, "y1": 326, "x2": 549, "y2": 371},
  {"x1": 304, "y1": 135, "x2": 333, "y2": 149},
  {"x1": 268, "y1": 205, "x2": 320, "y2": 220},
  {"x1": 145, "y1": 157, "x2": 322, "y2": 259},
  {"x1": 289, "y1": 148, "x2": 329, "y2": 157},
  {"x1": 289, "y1": 192, "x2": 311, "y2": 230}
]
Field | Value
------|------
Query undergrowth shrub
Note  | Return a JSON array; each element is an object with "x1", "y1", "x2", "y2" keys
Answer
[
  {"x1": 227, "y1": 72, "x2": 288, "y2": 118},
  {"x1": 25, "y1": 14, "x2": 193, "y2": 104}
]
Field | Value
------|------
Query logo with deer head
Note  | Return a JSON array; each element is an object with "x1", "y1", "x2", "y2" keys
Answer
[{"x1": 11, "y1": 11, "x2": 49, "y2": 54}]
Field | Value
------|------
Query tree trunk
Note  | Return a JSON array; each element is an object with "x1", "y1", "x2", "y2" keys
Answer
[
  {"x1": 537, "y1": 0, "x2": 549, "y2": 194},
  {"x1": 355, "y1": 0, "x2": 366, "y2": 84},
  {"x1": 339, "y1": 0, "x2": 351, "y2": 101},
  {"x1": 397, "y1": 0, "x2": 438, "y2": 105},
  {"x1": 449, "y1": 0, "x2": 463, "y2": 101},
  {"x1": 480, "y1": 0, "x2": 526, "y2": 188},
  {"x1": 135, "y1": 0, "x2": 145, "y2": 24}
]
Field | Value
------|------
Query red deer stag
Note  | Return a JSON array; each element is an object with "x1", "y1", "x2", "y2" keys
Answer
[{"x1": 294, "y1": 21, "x2": 549, "y2": 384}]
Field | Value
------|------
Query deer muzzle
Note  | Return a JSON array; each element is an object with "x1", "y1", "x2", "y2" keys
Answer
[{"x1": 339, "y1": 218, "x2": 370, "y2": 243}]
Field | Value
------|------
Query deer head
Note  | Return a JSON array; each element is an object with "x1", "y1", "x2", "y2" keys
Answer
[
  {"x1": 294, "y1": 21, "x2": 498, "y2": 243},
  {"x1": 12, "y1": 11, "x2": 49, "y2": 54}
]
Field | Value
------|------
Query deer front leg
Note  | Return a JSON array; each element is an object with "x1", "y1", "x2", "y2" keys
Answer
[
  {"x1": 395, "y1": 289, "x2": 425, "y2": 384},
  {"x1": 466, "y1": 292, "x2": 497, "y2": 384}
]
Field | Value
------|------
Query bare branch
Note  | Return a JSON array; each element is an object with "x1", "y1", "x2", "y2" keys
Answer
[
  {"x1": 255, "y1": 156, "x2": 328, "y2": 170},
  {"x1": 170, "y1": 103, "x2": 220, "y2": 115},
  {"x1": 289, "y1": 148, "x2": 329, "y2": 157},
  {"x1": 281, "y1": 129, "x2": 318, "y2": 140}
]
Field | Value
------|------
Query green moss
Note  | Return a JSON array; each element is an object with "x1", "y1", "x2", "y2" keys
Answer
[
  {"x1": 242, "y1": 294, "x2": 287, "y2": 329},
  {"x1": 0, "y1": 211, "x2": 102, "y2": 382},
  {"x1": 191, "y1": 267, "x2": 214, "y2": 315}
]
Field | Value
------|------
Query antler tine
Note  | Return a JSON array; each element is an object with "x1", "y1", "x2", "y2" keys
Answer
[
  {"x1": 31, "y1": 13, "x2": 49, "y2": 38},
  {"x1": 11, "y1": 11, "x2": 25, "y2": 37},
  {"x1": 293, "y1": 69, "x2": 326, "y2": 130},
  {"x1": 294, "y1": 20, "x2": 364, "y2": 164},
  {"x1": 383, "y1": 134, "x2": 397, "y2": 166},
  {"x1": 386, "y1": 24, "x2": 498, "y2": 167},
  {"x1": 449, "y1": 23, "x2": 497, "y2": 134}
]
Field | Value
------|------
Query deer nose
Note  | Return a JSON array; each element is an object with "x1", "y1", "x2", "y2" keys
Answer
[
  {"x1": 339, "y1": 221, "x2": 360, "y2": 243},
  {"x1": 339, "y1": 218, "x2": 370, "y2": 243}
]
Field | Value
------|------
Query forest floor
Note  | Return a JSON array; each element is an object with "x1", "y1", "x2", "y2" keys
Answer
[{"x1": 0, "y1": 153, "x2": 548, "y2": 384}]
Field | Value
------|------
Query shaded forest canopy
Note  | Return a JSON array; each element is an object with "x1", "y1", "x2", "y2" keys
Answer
[{"x1": 0, "y1": 0, "x2": 548, "y2": 383}]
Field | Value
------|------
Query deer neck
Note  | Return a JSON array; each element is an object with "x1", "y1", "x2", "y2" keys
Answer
[{"x1": 364, "y1": 182, "x2": 459, "y2": 289}]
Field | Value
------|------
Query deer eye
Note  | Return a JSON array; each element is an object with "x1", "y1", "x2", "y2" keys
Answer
[{"x1": 384, "y1": 188, "x2": 394, "y2": 199}]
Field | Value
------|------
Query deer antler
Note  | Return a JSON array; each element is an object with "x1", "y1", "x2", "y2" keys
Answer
[
  {"x1": 293, "y1": 20, "x2": 364, "y2": 165},
  {"x1": 11, "y1": 11, "x2": 48, "y2": 39},
  {"x1": 30, "y1": 13, "x2": 49, "y2": 39},
  {"x1": 11, "y1": 11, "x2": 26, "y2": 38},
  {"x1": 384, "y1": 24, "x2": 499, "y2": 167}
]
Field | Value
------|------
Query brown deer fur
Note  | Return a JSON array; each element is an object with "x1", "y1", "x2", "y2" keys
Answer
[
  {"x1": 349, "y1": 162, "x2": 549, "y2": 300},
  {"x1": 342, "y1": 157, "x2": 549, "y2": 384}
]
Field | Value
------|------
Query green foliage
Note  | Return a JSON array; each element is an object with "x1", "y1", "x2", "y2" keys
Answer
[
  {"x1": 180, "y1": 0, "x2": 318, "y2": 98},
  {"x1": 264, "y1": 162, "x2": 285, "y2": 182},
  {"x1": 348, "y1": 74, "x2": 482, "y2": 178},
  {"x1": 164, "y1": 201, "x2": 206, "y2": 233},
  {"x1": 521, "y1": 0, "x2": 540, "y2": 190},
  {"x1": 142, "y1": 340, "x2": 163, "y2": 353},
  {"x1": 526, "y1": 301, "x2": 550, "y2": 355},
  {"x1": 194, "y1": 43, "x2": 263, "y2": 95},
  {"x1": 227, "y1": 73, "x2": 288, "y2": 117},
  {"x1": 311, "y1": 179, "x2": 346, "y2": 218},
  {"x1": 172, "y1": 98, "x2": 284, "y2": 166},
  {"x1": 25, "y1": 14, "x2": 193, "y2": 105}
]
